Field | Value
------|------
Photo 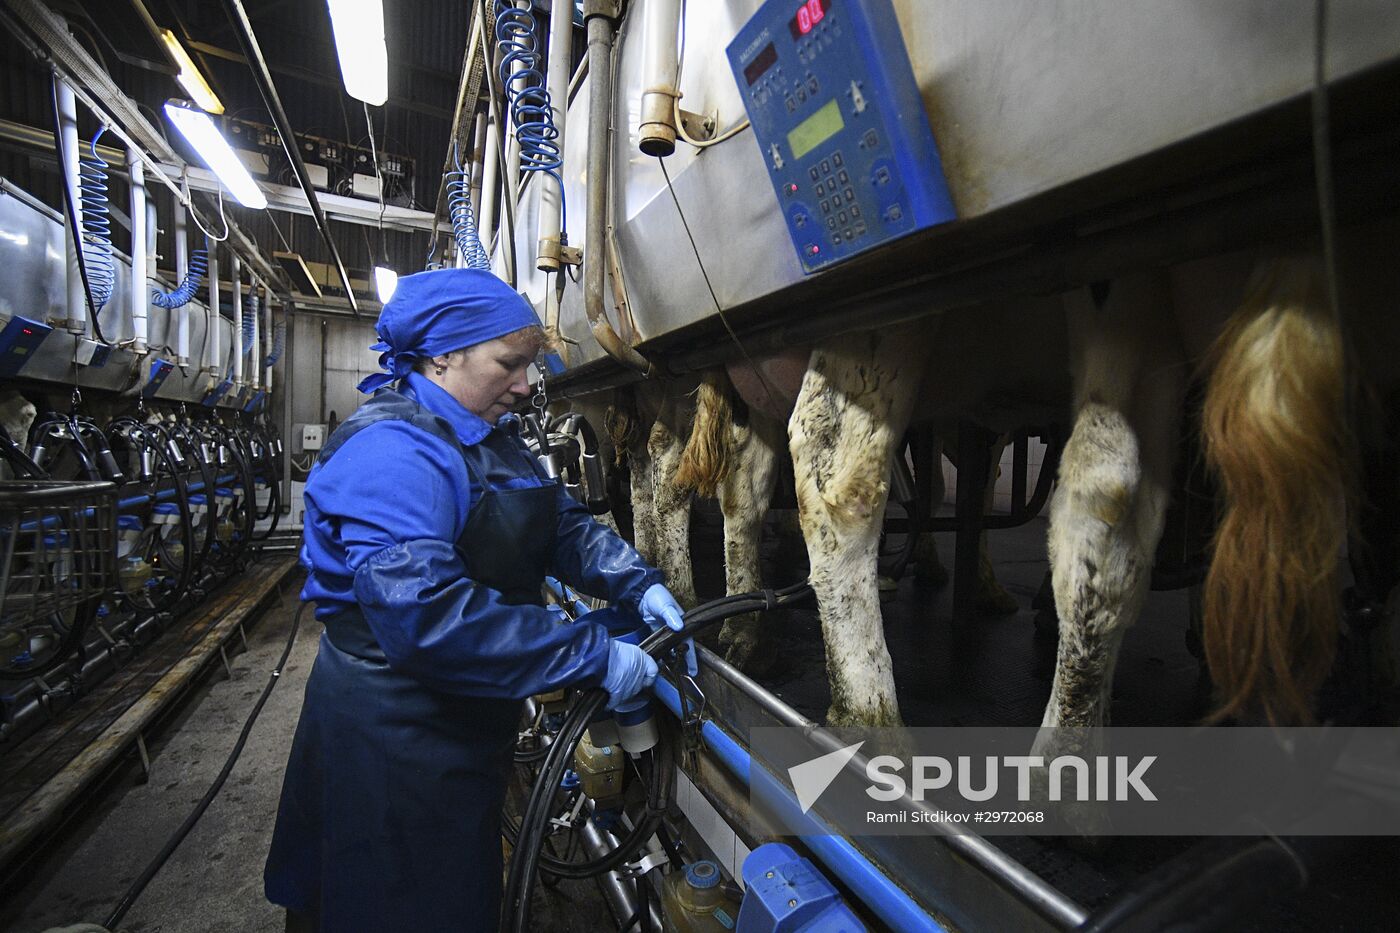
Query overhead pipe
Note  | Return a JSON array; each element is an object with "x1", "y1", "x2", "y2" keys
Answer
[
  {"x1": 637, "y1": 0, "x2": 682, "y2": 157},
  {"x1": 147, "y1": 199, "x2": 165, "y2": 349},
  {"x1": 231, "y1": 253, "x2": 244, "y2": 387},
  {"x1": 583, "y1": 4, "x2": 654, "y2": 377},
  {"x1": 218, "y1": 0, "x2": 360, "y2": 316},
  {"x1": 207, "y1": 244, "x2": 221, "y2": 377},
  {"x1": 56, "y1": 79, "x2": 86, "y2": 336},
  {"x1": 536, "y1": 0, "x2": 574, "y2": 272},
  {"x1": 174, "y1": 202, "x2": 191, "y2": 367},
  {"x1": 127, "y1": 146, "x2": 149, "y2": 353}
]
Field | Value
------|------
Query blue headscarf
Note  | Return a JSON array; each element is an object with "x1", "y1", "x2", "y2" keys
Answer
[{"x1": 356, "y1": 268, "x2": 542, "y2": 394}]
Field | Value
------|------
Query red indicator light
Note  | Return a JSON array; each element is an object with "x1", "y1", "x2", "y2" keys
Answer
[
  {"x1": 808, "y1": 244, "x2": 820, "y2": 256},
  {"x1": 21, "y1": 328, "x2": 33, "y2": 336},
  {"x1": 787, "y1": 183, "x2": 798, "y2": 194},
  {"x1": 797, "y1": 0, "x2": 825, "y2": 34}
]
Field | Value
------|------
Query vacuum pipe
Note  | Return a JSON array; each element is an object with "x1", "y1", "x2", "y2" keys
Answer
[
  {"x1": 174, "y1": 203, "x2": 190, "y2": 366},
  {"x1": 250, "y1": 278, "x2": 262, "y2": 389},
  {"x1": 57, "y1": 80, "x2": 85, "y2": 335},
  {"x1": 576, "y1": 819, "x2": 647, "y2": 928},
  {"x1": 536, "y1": 0, "x2": 573, "y2": 271},
  {"x1": 583, "y1": 9, "x2": 653, "y2": 376},
  {"x1": 127, "y1": 147, "x2": 149, "y2": 352},
  {"x1": 207, "y1": 245, "x2": 221, "y2": 376},
  {"x1": 478, "y1": 112, "x2": 500, "y2": 264},
  {"x1": 231, "y1": 254, "x2": 244, "y2": 387},
  {"x1": 637, "y1": 0, "x2": 681, "y2": 157}
]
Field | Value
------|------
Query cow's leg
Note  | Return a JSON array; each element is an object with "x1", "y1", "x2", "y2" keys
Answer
[
  {"x1": 648, "y1": 397, "x2": 698, "y2": 608},
  {"x1": 626, "y1": 420, "x2": 659, "y2": 563},
  {"x1": 1035, "y1": 274, "x2": 1184, "y2": 770},
  {"x1": 912, "y1": 433, "x2": 949, "y2": 586},
  {"x1": 790, "y1": 331, "x2": 926, "y2": 727},
  {"x1": 718, "y1": 409, "x2": 783, "y2": 667}
]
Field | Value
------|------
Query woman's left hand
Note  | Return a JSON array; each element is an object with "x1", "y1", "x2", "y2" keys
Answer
[{"x1": 640, "y1": 584, "x2": 697, "y2": 677}]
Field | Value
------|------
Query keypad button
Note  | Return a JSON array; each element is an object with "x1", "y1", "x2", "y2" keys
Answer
[
  {"x1": 838, "y1": 169, "x2": 849, "y2": 184},
  {"x1": 826, "y1": 217, "x2": 837, "y2": 229},
  {"x1": 807, "y1": 77, "x2": 819, "y2": 94},
  {"x1": 854, "y1": 221, "x2": 866, "y2": 235},
  {"x1": 809, "y1": 167, "x2": 820, "y2": 182},
  {"x1": 820, "y1": 159, "x2": 830, "y2": 174},
  {"x1": 883, "y1": 203, "x2": 903, "y2": 223},
  {"x1": 821, "y1": 200, "x2": 830, "y2": 213},
  {"x1": 796, "y1": 86, "x2": 807, "y2": 102},
  {"x1": 793, "y1": 214, "x2": 807, "y2": 228},
  {"x1": 831, "y1": 194, "x2": 842, "y2": 207},
  {"x1": 844, "y1": 187, "x2": 855, "y2": 201},
  {"x1": 843, "y1": 228, "x2": 853, "y2": 239},
  {"x1": 832, "y1": 152, "x2": 844, "y2": 167},
  {"x1": 838, "y1": 210, "x2": 848, "y2": 223},
  {"x1": 862, "y1": 129, "x2": 878, "y2": 148},
  {"x1": 873, "y1": 166, "x2": 891, "y2": 185},
  {"x1": 786, "y1": 97, "x2": 796, "y2": 112},
  {"x1": 850, "y1": 204, "x2": 861, "y2": 218},
  {"x1": 832, "y1": 234, "x2": 842, "y2": 244}
]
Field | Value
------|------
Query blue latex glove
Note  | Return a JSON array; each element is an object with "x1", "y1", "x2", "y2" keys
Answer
[
  {"x1": 639, "y1": 584, "x2": 697, "y2": 677},
  {"x1": 603, "y1": 640, "x2": 658, "y2": 710},
  {"x1": 639, "y1": 584, "x2": 685, "y2": 632}
]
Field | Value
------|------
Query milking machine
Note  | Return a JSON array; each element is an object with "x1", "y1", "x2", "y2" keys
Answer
[{"x1": 0, "y1": 400, "x2": 282, "y2": 748}]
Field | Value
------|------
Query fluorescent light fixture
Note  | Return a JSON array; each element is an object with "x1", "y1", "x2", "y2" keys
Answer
[
  {"x1": 326, "y1": 0, "x2": 388, "y2": 106},
  {"x1": 374, "y1": 266, "x2": 398, "y2": 303},
  {"x1": 164, "y1": 100, "x2": 267, "y2": 209},
  {"x1": 158, "y1": 29, "x2": 224, "y2": 114}
]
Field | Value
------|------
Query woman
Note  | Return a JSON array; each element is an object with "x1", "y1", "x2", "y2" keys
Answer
[{"x1": 264, "y1": 268, "x2": 685, "y2": 932}]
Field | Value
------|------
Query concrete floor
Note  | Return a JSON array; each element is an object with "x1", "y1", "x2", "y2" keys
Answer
[{"x1": 1, "y1": 575, "x2": 614, "y2": 933}]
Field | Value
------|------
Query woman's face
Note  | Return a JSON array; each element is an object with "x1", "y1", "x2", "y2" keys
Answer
[{"x1": 429, "y1": 335, "x2": 537, "y2": 421}]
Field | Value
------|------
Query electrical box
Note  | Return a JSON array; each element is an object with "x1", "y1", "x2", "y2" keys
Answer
[
  {"x1": 300, "y1": 423, "x2": 326, "y2": 452},
  {"x1": 141, "y1": 358, "x2": 175, "y2": 399},
  {"x1": 0, "y1": 315, "x2": 53, "y2": 378},
  {"x1": 727, "y1": 0, "x2": 956, "y2": 273}
]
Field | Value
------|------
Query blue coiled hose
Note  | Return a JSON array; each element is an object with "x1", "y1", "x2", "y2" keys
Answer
[
  {"x1": 242, "y1": 292, "x2": 257, "y2": 357},
  {"x1": 447, "y1": 142, "x2": 490, "y2": 269},
  {"x1": 265, "y1": 320, "x2": 286, "y2": 367},
  {"x1": 152, "y1": 244, "x2": 208, "y2": 310},
  {"x1": 77, "y1": 128, "x2": 115, "y2": 310},
  {"x1": 495, "y1": 0, "x2": 566, "y2": 233}
]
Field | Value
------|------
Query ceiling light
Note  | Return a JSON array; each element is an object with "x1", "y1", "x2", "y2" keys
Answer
[
  {"x1": 164, "y1": 100, "x2": 267, "y2": 209},
  {"x1": 326, "y1": 0, "x2": 388, "y2": 106},
  {"x1": 158, "y1": 29, "x2": 224, "y2": 114},
  {"x1": 374, "y1": 266, "x2": 398, "y2": 303}
]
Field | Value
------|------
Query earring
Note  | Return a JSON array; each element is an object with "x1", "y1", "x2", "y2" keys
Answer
[{"x1": 434, "y1": 365, "x2": 446, "y2": 376}]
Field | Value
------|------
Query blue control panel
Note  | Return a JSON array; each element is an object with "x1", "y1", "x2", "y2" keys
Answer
[
  {"x1": 142, "y1": 358, "x2": 175, "y2": 399},
  {"x1": 727, "y1": 0, "x2": 955, "y2": 274},
  {"x1": 0, "y1": 316, "x2": 53, "y2": 378},
  {"x1": 202, "y1": 377, "x2": 235, "y2": 407}
]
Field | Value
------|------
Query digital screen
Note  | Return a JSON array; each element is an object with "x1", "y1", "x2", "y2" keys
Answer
[
  {"x1": 743, "y1": 42, "x2": 778, "y2": 86},
  {"x1": 788, "y1": 0, "x2": 832, "y2": 39},
  {"x1": 786, "y1": 98, "x2": 844, "y2": 160}
]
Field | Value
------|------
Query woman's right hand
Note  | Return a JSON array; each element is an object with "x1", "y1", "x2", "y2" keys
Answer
[{"x1": 602, "y1": 640, "x2": 658, "y2": 710}]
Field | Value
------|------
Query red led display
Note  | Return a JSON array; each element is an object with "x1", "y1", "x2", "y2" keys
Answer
[{"x1": 789, "y1": 0, "x2": 831, "y2": 39}]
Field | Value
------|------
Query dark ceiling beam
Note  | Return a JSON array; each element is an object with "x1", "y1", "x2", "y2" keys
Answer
[
  {"x1": 219, "y1": 0, "x2": 360, "y2": 316},
  {"x1": 186, "y1": 40, "x2": 453, "y2": 122}
]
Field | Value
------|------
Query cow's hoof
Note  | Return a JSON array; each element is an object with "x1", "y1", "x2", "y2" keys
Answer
[{"x1": 973, "y1": 582, "x2": 1020, "y2": 617}]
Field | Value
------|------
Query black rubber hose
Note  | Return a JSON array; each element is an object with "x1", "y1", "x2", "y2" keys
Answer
[{"x1": 103, "y1": 600, "x2": 306, "y2": 930}]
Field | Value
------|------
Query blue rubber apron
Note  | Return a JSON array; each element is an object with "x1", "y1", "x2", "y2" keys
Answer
[{"x1": 265, "y1": 425, "x2": 558, "y2": 932}]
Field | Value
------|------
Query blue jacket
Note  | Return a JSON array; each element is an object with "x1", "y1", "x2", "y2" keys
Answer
[{"x1": 297, "y1": 371, "x2": 661, "y2": 699}]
